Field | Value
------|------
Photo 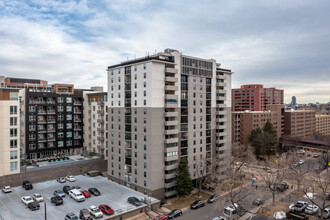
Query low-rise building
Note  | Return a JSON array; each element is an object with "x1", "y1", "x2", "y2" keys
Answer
[
  {"x1": 315, "y1": 114, "x2": 330, "y2": 136},
  {"x1": 284, "y1": 109, "x2": 315, "y2": 139}
]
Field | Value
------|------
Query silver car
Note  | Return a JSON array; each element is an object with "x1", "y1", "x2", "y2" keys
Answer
[{"x1": 54, "y1": 189, "x2": 66, "y2": 198}]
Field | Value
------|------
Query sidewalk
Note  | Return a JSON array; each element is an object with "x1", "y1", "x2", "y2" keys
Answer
[{"x1": 241, "y1": 188, "x2": 294, "y2": 220}]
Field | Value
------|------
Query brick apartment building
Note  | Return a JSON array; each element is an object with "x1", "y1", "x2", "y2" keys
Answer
[
  {"x1": 232, "y1": 84, "x2": 283, "y2": 112},
  {"x1": 315, "y1": 114, "x2": 330, "y2": 136}
]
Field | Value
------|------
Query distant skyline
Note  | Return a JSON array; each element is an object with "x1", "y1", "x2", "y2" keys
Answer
[{"x1": 0, "y1": 0, "x2": 330, "y2": 103}]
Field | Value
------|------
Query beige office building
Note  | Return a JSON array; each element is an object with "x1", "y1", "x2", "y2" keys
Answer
[
  {"x1": 315, "y1": 114, "x2": 330, "y2": 137},
  {"x1": 0, "y1": 88, "x2": 20, "y2": 176},
  {"x1": 232, "y1": 104, "x2": 284, "y2": 145},
  {"x1": 107, "y1": 49, "x2": 232, "y2": 199}
]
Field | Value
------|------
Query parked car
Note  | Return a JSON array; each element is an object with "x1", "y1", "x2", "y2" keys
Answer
[
  {"x1": 304, "y1": 204, "x2": 319, "y2": 215},
  {"x1": 88, "y1": 205, "x2": 103, "y2": 218},
  {"x1": 69, "y1": 189, "x2": 85, "y2": 202},
  {"x1": 28, "y1": 201, "x2": 40, "y2": 211},
  {"x1": 167, "y1": 209, "x2": 182, "y2": 219},
  {"x1": 211, "y1": 216, "x2": 227, "y2": 220},
  {"x1": 314, "y1": 153, "x2": 320, "y2": 158},
  {"x1": 71, "y1": 185, "x2": 81, "y2": 190},
  {"x1": 81, "y1": 190, "x2": 91, "y2": 198},
  {"x1": 57, "y1": 177, "x2": 66, "y2": 183},
  {"x1": 292, "y1": 201, "x2": 308, "y2": 212},
  {"x1": 21, "y1": 196, "x2": 34, "y2": 206},
  {"x1": 51, "y1": 196, "x2": 63, "y2": 206},
  {"x1": 63, "y1": 185, "x2": 72, "y2": 194},
  {"x1": 190, "y1": 200, "x2": 204, "y2": 209},
  {"x1": 318, "y1": 207, "x2": 330, "y2": 219},
  {"x1": 88, "y1": 188, "x2": 101, "y2": 196},
  {"x1": 224, "y1": 203, "x2": 245, "y2": 218},
  {"x1": 298, "y1": 160, "x2": 305, "y2": 165},
  {"x1": 297, "y1": 149, "x2": 305, "y2": 154},
  {"x1": 65, "y1": 213, "x2": 79, "y2": 220},
  {"x1": 276, "y1": 182, "x2": 289, "y2": 192},
  {"x1": 325, "y1": 192, "x2": 330, "y2": 200},
  {"x1": 2, "y1": 186, "x2": 12, "y2": 193},
  {"x1": 253, "y1": 199, "x2": 264, "y2": 206},
  {"x1": 127, "y1": 197, "x2": 142, "y2": 206},
  {"x1": 66, "y1": 175, "x2": 76, "y2": 182},
  {"x1": 22, "y1": 181, "x2": 33, "y2": 190},
  {"x1": 153, "y1": 214, "x2": 168, "y2": 220},
  {"x1": 54, "y1": 189, "x2": 66, "y2": 198},
  {"x1": 208, "y1": 194, "x2": 219, "y2": 203},
  {"x1": 33, "y1": 193, "x2": 44, "y2": 202},
  {"x1": 99, "y1": 204, "x2": 114, "y2": 215},
  {"x1": 79, "y1": 208, "x2": 92, "y2": 220}
]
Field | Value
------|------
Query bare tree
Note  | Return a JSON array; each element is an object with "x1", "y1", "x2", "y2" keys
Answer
[
  {"x1": 231, "y1": 144, "x2": 255, "y2": 173},
  {"x1": 195, "y1": 155, "x2": 209, "y2": 197}
]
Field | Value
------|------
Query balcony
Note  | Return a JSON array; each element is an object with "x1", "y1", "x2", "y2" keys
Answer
[
  {"x1": 74, "y1": 127, "x2": 82, "y2": 131},
  {"x1": 165, "y1": 173, "x2": 176, "y2": 179},
  {"x1": 97, "y1": 119, "x2": 104, "y2": 124},
  {"x1": 216, "y1": 118, "x2": 226, "y2": 123},
  {"x1": 165, "y1": 155, "x2": 178, "y2": 162},
  {"x1": 74, "y1": 111, "x2": 82, "y2": 114},
  {"x1": 165, "y1": 67, "x2": 178, "y2": 74},
  {"x1": 165, "y1": 138, "x2": 178, "y2": 144},
  {"x1": 164, "y1": 163, "x2": 178, "y2": 171},
  {"x1": 165, "y1": 121, "x2": 178, "y2": 126},
  {"x1": 97, "y1": 128, "x2": 104, "y2": 133},
  {"x1": 47, "y1": 137, "x2": 56, "y2": 142},
  {"x1": 38, "y1": 111, "x2": 47, "y2": 115},
  {"x1": 217, "y1": 96, "x2": 226, "y2": 101},
  {"x1": 165, "y1": 103, "x2": 178, "y2": 108},
  {"x1": 165, "y1": 129, "x2": 179, "y2": 135},
  {"x1": 216, "y1": 139, "x2": 226, "y2": 144},
  {"x1": 216, "y1": 104, "x2": 226, "y2": 108},
  {"x1": 74, "y1": 118, "x2": 82, "y2": 122},
  {"x1": 97, "y1": 101, "x2": 104, "y2": 106},
  {"x1": 217, "y1": 111, "x2": 227, "y2": 115},
  {"x1": 165, "y1": 85, "x2": 178, "y2": 91},
  {"x1": 47, "y1": 120, "x2": 56, "y2": 123},
  {"x1": 165, "y1": 94, "x2": 178, "y2": 100},
  {"x1": 74, "y1": 136, "x2": 82, "y2": 139},
  {"x1": 216, "y1": 74, "x2": 226, "y2": 80},
  {"x1": 38, "y1": 129, "x2": 47, "y2": 133},
  {"x1": 97, "y1": 137, "x2": 104, "y2": 142},
  {"x1": 165, "y1": 146, "x2": 178, "y2": 152},
  {"x1": 97, "y1": 110, "x2": 104, "y2": 115},
  {"x1": 47, "y1": 110, "x2": 56, "y2": 114},
  {"x1": 216, "y1": 82, "x2": 226, "y2": 87},
  {"x1": 165, "y1": 181, "x2": 177, "y2": 188},
  {"x1": 47, "y1": 129, "x2": 56, "y2": 132},
  {"x1": 38, "y1": 138, "x2": 47, "y2": 142},
  {"x1": 165, "y1": 112, "x2": 178, "y2": 117},
  {"x1": 165, "y1": 190, "x2": 177, "y2": 197},
  {"x1": 74, "y1": 102, "x2": 82, "y2": 106},
  {"x1": 165, "y1": 76, "x2": 178, "y2": 83}
]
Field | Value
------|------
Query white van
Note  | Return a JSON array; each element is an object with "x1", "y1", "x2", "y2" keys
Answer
[
  {"x1": 223, "y1": 203, "x2": 244, "y2": 218},
  {"x1": 69, "y1": 189, "x2": 85, "y2": 202}
]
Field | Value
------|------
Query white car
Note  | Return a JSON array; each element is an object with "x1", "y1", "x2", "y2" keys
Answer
[
  {"x1": 298, "y1": 160, "x2": 304, "y2": 165},
  {"x1": 305, "y1": 204, "x2": 319, "y2": 215},
  {"x1": 66, "y1": 175, "x2": 76, "y2": 182},
  {"x1": 212, "y1": 216, "x2": 227, "y2": 220},
  {"x1": 33, "y1": 193, "x2": 44, "y2": 202},
  {"x1": 69, "y1": 189, "x2": 85, "y2": 202},
  {"x1": 2, "y1": 186, "x2": 12, "y2": 193},
  {"x1": 89, "y1": 205, "x2": 103, "y2": 218},
  {"x1": 21, "y1": 196, "x2": 34, "y2": 206}
]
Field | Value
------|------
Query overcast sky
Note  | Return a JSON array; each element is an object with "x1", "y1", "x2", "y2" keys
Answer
[{"x1": 1, "y1": 0, "x2": 329, "y2": 103}]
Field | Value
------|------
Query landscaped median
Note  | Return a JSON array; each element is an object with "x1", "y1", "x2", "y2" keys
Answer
[{"x1": 164, "y1": 191, "x2": 211, "y2": 211}]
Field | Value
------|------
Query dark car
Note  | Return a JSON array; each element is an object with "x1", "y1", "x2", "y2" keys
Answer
[
  {"x1": 276, "y1": 182, "x2": 289, "y2": 192},
  {"x1": 28, "y1": 201, "x2": 40, "y2": 211},
  {"x1": 253, "y1": 199, "x2": 264, "y2": 206},
  {"x1": 63, "y1": 185, "x2": 72, "y2": 195},
  {"x1": 22, "y1": 181, "x2": 33, "y2": 190},
  {"x1": 88, "y1": 188, "x2": 101, "y2": 196},
  {"x1": 51, "y1": 196, "x2": 63, "y2": 206},
  {"x1": 65, "y1": 213, "x2": 79, "y2": 220},
  {"x1": 71, "y1": 185, "x2": 81, "y2": 190},
  {"x1": 127, "y1": 197, "x2": 142, "y2": 206},
  {"x1": 208, "y1": 194, "x2": 219, "y2": 203},
  {"x1": 57, "y1": 177, "x2": 66, "y2": 183},
  {"x1": 190, "y1": 200, "x2": 204, "y2": 209},
  {"x1": 79, "y1": 208, "x2": 92, "y2": 220},
  {"x1": 99, "y1": 204, "x2": 114, "y2": 215},
  {"x1": 167, "y1": 209, "x2": 182, "y2": 219}
]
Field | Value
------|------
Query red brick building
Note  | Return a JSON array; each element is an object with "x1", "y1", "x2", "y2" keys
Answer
[{"x1": 232, "y1": 84, "x2": 284, "y2": 112}]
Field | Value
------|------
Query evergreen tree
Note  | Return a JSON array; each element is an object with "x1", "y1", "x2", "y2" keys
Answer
[
  {"x1": 249, "y1": 121, "x2": 278, "y2": 158},
  {"x1": 175, "y1": 158, "x2": 193, "y2": 196}
]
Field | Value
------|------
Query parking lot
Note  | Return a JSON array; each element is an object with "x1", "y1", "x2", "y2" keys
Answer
[{"x1": 0, "y1": 175, "x2": 159, "y2": 220}]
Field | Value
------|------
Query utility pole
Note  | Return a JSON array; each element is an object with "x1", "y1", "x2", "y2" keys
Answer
[{"x1": 44, "y1": 202, "x2": 47, "y2": 220}]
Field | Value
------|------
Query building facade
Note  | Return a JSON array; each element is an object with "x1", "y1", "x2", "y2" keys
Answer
[
  {"x1": 284, "y1": 109, "x2": 315, "y2": 139},
  {"x1": 315, "y1": 114, "x2": 330, "y2": 137},
  {"x1": 19, "y1": 84, "x2": 84, "y2": 160},
  {"x1": 291, "y1": 96, "x2": 297, "y2": 107},
  {"x1": 232, "y1": 105, "x2": 285, "y2": 145},
  {"x1": 107, "y1": 49, "x2": 232, "y2": 199},
  {"x1": 1, "y1": 75, "x2": 48, "y2": 88},
  {"x1": 0, "y1": 88, "x2": 20, "y2": 176},
  {"x1": 83, "y1": 91, "x2": 108, "y2": 157},
  {"x1": 232, "y1": 84, "x2": 284, "y2": 112}
]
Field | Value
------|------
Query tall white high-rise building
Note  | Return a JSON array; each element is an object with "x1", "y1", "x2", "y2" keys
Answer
[{"x1": 107, "y1": 49, "x2": 232, "y2": 199}]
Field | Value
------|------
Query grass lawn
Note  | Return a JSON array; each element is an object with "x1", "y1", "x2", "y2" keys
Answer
[{"x1": 165, "y1": 191, "x2": 211, "y2": 210}]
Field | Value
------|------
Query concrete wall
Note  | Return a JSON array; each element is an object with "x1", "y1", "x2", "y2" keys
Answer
[{"x1": 0, "y1": 159, "x2": 107, "y2": 187}]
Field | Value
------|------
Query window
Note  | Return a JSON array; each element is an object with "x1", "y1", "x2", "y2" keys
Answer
[
  {"x1": 144, "y1": 100, "x2": 146, "y2": 105},
  {"x1": 66, "y1": 123, "x2": 72, "y2": 129},
  {"x1": 66, "y1": 115, "x2": 72, "y2": 121},
  {"x1": 66, "y1": 97, "x2": 72, "y2": 103},
  {"x1": 10, "y1": 106, "x2": 17, "y2": 114},
  {"x1": 58, "y1": 106, "x2": 64, "y2": 112},
  {"x1": 58, "y1": 123, "x2": 64, "y2": 129},
  {"x1": 134, "y1": 74, "x2": 137, "y2": 80},
  {"x1": 144, "y1": 72, "x2": 146, "y2": 78},
  {"x1": 144, "y1": 144, "x2": 147, "y2": 151},
  {"x1": 10, "y1": 151, "x2": 17, "y2": 159},
  {"x1": 144, "y1": 91, "x2": 146, "y2": 96},
  {"x1": 134, "y1": 83, "x2": 137, "y2": 89},
  {"x1": 58, "y1": 132, "x2": 64, "y2": 138},
  {"x1": 10, "y1": 128, "x2": 17, "y2": 137},
  {"x1": 66, "y1": 106, "x2": 72, "y2": 112},
  {"x1": 10, "y1": 140, "x2": 17, "y2": 148},
  {"x1": 58, "y1": 141, "x2": 64, "y2": 147},
  {"x1": 144, "y1": 109, "x2": 147, "y2": 114},
  {"x1": 144, "y1": 172, "x2": 147, "y2": 177},
  {"x1": 66, "y1": 132, "x2": 72, "y2": 138},
  {"x1": 10, "y1": 117, "x2": 17, "y2": 126},
  {"x1": 118, "y1": 77, "x2": 121, "y2": 82},
  {"x1": 144, "y1": 82, "x2": 146, "y2": 87},
  {"x1": 10, "y1": 162, "x2": 17, "y2": 171},
  {"x1": 143, "y1": 63, "x2": 146, "y2": 69}
]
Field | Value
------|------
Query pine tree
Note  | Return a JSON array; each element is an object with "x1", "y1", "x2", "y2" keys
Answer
[{"x1": 175, "y1": 158, "x2": 193, "y2": 196}]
